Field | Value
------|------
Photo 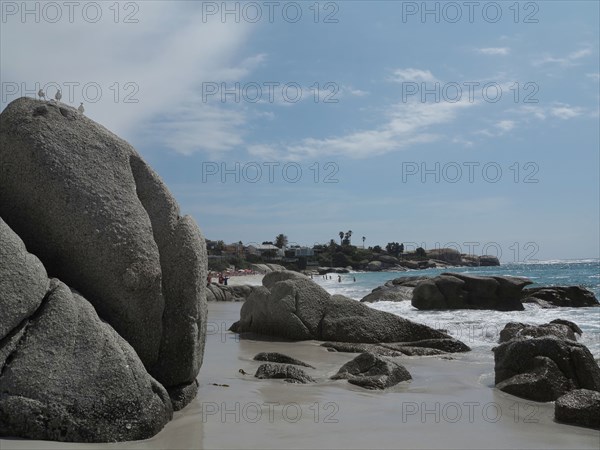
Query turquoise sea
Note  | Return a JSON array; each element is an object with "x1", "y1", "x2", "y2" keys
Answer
[{"x1": 313, "y1": 260, "x2": 600, "y2": 360}]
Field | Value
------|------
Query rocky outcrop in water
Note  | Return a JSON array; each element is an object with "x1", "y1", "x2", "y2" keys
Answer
[
  {"x1": 411, "y1": 272, "x2": 531, "y2": 311},
  {"x1": 521, "y1": 286, "x2": 599, "y2": 308},
  {"x1": 230, "y1": 271, "x2": 469, "y2": 355},
  {"x1": 493, "y1": 333, "x2": 600, "y2": 402}
]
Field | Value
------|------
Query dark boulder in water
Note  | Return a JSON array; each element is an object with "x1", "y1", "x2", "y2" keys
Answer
[{"x1": 412, "y1": 272, "x2": 531, "y2": 311}]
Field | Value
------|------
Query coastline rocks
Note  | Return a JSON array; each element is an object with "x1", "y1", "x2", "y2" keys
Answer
[
  {"x1": 231, "y1": 272, "x2": 469, "y2": 354},
  {"x1": 0, "y1": 221, "x2": 173, "y2": 442},
  {"x1": 254, "y1": 352, "x2": 315, "y2": 368},
  {"x1": 555, "y1": 389, "x2": 600, "y2": 430},
  {"x1": 521, "y1": 286, "x2": 599, "y2": 308},
  {"x1": 331, "y1": 352, "x2": 412, "y2": 390},
  {"x1": 367, "y1": 261, "x2": 384, "y2": 271},
  {"x1": 250, "y1": 264, "x2": 286, "y2": 274},
  {"x1": 479, "y1": 255, "x2": 501, "y2": 266},
  {"x1": 0, "y1": 98, "x2": 207, "y2": 403},
  {"x1": 254, "y1": 364, "x2": 315, "y2": 384},
  {"x1": 493, "y1": 336, "x2": 600, "y2": 402},
  {"x1": 498, "y1": 320, "x2": 581, "y2": 343},
  {"x1": 323, "y1": 338, "x2": 469, "y2": 357},
  {"x1": 412, "y1": 272, "x2": 532, "y2": 311},
  {"x1": 360, "y1": 276, "x2": 429, "y2": 303},
  {"x1": 426, "y1": 248, "x2": 462, "y2": 264},
  {"x1": 206, "y1": 283, "x2": 257, "y2": 302}
]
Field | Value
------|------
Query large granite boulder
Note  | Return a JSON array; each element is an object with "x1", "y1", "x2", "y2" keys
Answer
[
  {"x1": 412, "y1": 272, "x2": 531, "y2": 311},
  {"x1": 205, "y1": 283, "x2": 257, "y2": 302},
  {"x1": 521, "y1": 286, "x2": 599, "y2": 308},
  {"x1": 493, "y1": 336, "x2": 600, "y2": 402},
  {"x1": 360, "y1": 276, "x2": 429, "y2": 303},
  {"x1": 0, "y1": 218, "x2": 172, "y2": 442},
  {"x1": 555, "y1": 389, "x2": 600, "y2": 430},
  {"x1": 0, "y1": 98, "x2": 207, "y2": 401},
  {"x1": 331, "y1": 352, "x2": 412, "y2": 389},
  {"x1": 230, "y1": 271, "x2": 468, "y2": 353}
]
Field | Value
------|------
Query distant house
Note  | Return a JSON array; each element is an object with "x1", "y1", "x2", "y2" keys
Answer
[
  {"x1": 246, "y1": 244, "x2": 284, "y2": 258},
  {"x1": 294, "y1": 247, "x2": 314, "y2": 257}
]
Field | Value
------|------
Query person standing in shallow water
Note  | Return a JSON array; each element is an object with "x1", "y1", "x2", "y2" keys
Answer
[{"x1": 338, "y1": 275, "x2": 341, "y2": 282}]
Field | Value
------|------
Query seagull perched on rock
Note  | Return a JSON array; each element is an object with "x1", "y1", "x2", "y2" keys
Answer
[
  {"x1": 38, "y1": 89, "x2": 45, "y2": 100},
  {"x1": 54, "y1": 89, "x2": 62, "y2": 102},
  {"x1": 78, "y1": 102, "x2": 85, "y2": 114}
]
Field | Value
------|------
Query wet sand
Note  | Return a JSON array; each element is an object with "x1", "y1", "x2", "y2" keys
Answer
[{"x1": 2, "y1": 302, "x2": 599, "y2": 449}]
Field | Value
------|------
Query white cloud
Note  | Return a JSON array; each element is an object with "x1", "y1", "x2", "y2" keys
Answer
[
  {"x1": 0, "y1": 3, "x2": 256, "y2": 155},
  {"x1": 496, "y1": 120, "x2": 516, "y2": 132},
  {"x1": 477, "y1": 47, "x2": 510, "y2": 56},
  {"x1": 533, "y1": 47, "x2": 593, "y2": 67},
  {"x1": 550, "y1": 105, "x2": 583, "y2": 120},
  {"x1": 569, "y1": 48, "x2": 592, "y2": 60},
  {"x1": 248, "y1": 98, "x2": 474, "y2": 160},
  {"x1": 389, "y1": 68, "x2": 437, "y2": 83},
  {"x1": 508, "y1": 103, "x2": 591, "y2": 122}
]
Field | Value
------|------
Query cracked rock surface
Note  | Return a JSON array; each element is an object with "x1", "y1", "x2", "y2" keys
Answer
[
  {"x1": 0, "y1": 218, "x2": 173, "y2": 442},
  {"x1": 0, "y1": 97, "x2": 208, "y2": 441}
]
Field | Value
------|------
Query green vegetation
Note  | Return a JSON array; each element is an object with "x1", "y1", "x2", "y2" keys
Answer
[{"x1": 207, "y1": 232, "x2": 432, "y2": 272}]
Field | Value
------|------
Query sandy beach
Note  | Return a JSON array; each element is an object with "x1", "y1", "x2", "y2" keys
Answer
[
  {"x1": 223, "y1": 274, "x2": 264, "y2": 286},
  {"x1": 2, "y1": 301, "x2": 598, "y2": 450}
]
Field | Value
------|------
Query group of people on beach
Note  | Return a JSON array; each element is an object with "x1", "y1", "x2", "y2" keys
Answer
[
  {"x1": 207, "y1": 269, "x2": 258, "y2": 286},
  {"x1": 207, "y1": 272, "x2": 229, "y2": 286},
  {"x1": 318, "y1": 274, "x2": 356, "y2": 282}
]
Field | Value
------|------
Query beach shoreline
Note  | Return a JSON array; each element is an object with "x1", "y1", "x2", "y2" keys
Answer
[{"x1": 3, "y1": 302, "x2": 598, "y2": 450}]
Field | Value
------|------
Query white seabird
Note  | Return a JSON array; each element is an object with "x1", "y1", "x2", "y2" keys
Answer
[
  {"x1": 38, "y1": 89, "x2": 45, "y2": 100},
  {"x1": 55, "y1": 89, "x2": 62, "y2": 102},
  {"x1": 78, "y1": 103, "x2": 85, "y2": 114}
]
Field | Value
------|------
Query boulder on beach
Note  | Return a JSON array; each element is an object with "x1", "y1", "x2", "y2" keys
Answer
[
  {"x1": 0, "y1": 98, "x2": 208, "y2": 403},
  {"x1": 250, "y1": 263, "x2": 286, "y2": 274},
  {"x1": 0, "y1": 218, "x2": 173, "y2": 442},
  {"x1": 493, "y1": 336, "x2": 600, "y2": 402},
  {"x1": 555, "y1": 389, "x2": 600, "y2": 430},
  {"x1": 521, "y1": 286, "x2": 599, "y2": 308},
  {"x1": 230, "y1": 271, "x2": 469, "y2": 354},
  {"x1": 205, "y1": 283, "x2": 257, "y2": 302},
  {"x1": 254, "y1": 363, "x2": 315, "y2": 384},
  {"x1": 412, "y1": 272, "x2": 532, "y2": 311},
  {"x1": 253, "y1": 352, "x2": 315, "y2": 368},
  {"x1": 331, "y1": 352, "x2": 412, "y2": 390},
  {"x1": 0, "y1": 97, "x2": 209, "y2": 441}
]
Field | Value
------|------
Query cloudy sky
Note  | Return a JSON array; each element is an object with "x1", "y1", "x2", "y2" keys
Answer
[{"x1": 2, "y1": 1, "x2": 598, "y2": 261}]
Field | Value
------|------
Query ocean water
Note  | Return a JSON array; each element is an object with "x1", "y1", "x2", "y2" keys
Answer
[{"x1": 312, "y1": 260, "x2": 600, "y2": 360}]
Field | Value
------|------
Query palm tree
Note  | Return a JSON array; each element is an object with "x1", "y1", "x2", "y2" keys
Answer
[
  {"x1": 346, "y1": 230, "x2": 353, "y2": 245},
  {"x1": 362, "y1": 236, "x2": 366, "y2": 248},
  {"x1": 339, "y1": 231, "x2": 344, "y2": 245}
]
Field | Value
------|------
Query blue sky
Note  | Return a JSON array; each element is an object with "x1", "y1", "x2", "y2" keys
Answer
[{"x1": 1, "y1": 1, "x2": 598, "y2": 261}]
